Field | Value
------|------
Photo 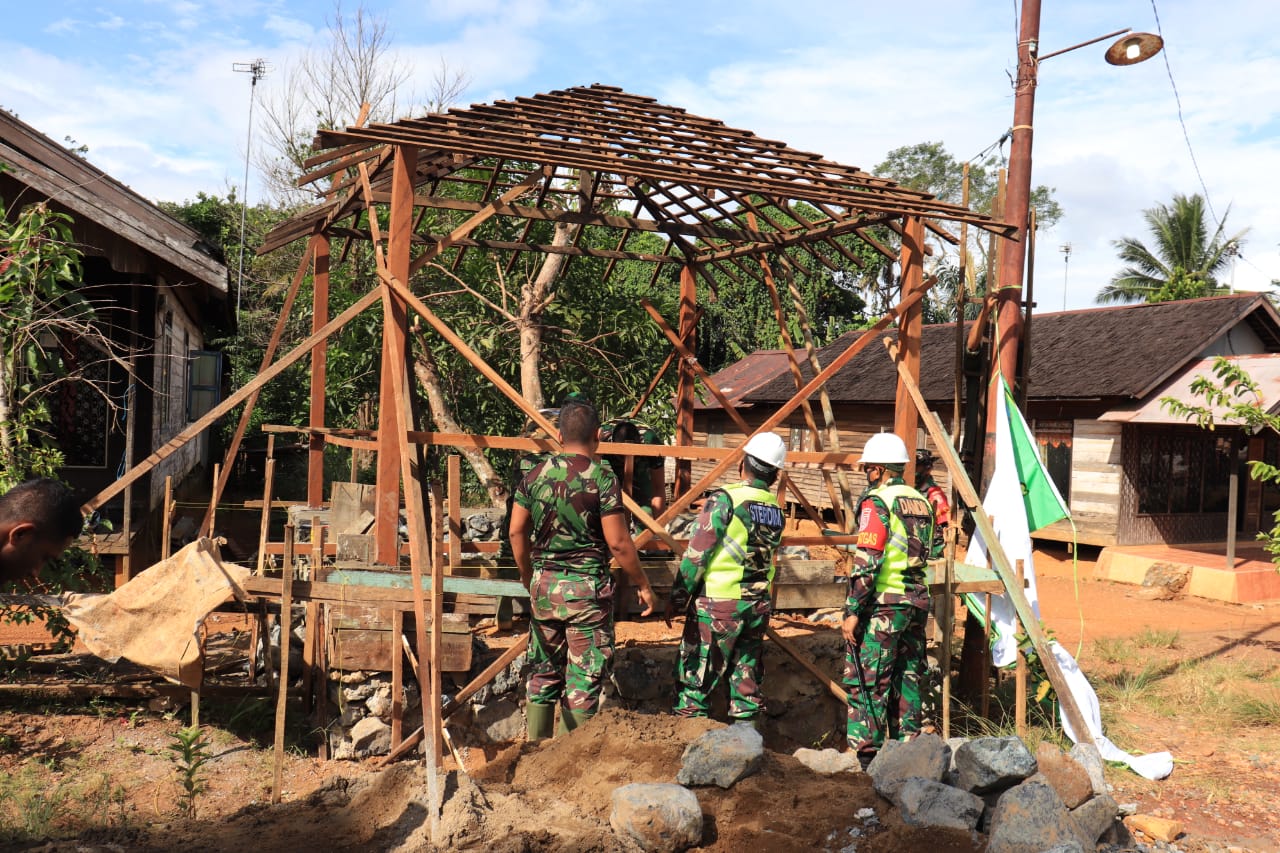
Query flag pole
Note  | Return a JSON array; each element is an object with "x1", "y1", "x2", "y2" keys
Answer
[{"x1": 884, "y1": 338, "x2": 1096, "y2": 747}]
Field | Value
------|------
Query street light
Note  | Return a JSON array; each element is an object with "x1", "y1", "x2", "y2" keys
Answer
[
  {"x1": 994, "y1": 19, "x2": 1163, "y2": 385},
  {"x1": 985, "y1": 1, "x2": 1162, "y2": 481}
]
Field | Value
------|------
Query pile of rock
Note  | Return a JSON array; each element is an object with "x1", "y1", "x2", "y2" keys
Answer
[
  {"x1": 610, "y1": 728, "x2": 1135, "y2": 853},
  {"x1": 326, "y1": 670, "x2": 422, "y2": 760},
  {"x1": 857, "y1": 734, "x2": 1128, "y2": 853}
]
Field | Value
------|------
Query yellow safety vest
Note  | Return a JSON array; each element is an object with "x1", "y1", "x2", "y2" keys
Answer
[
  {"x1": 868, "y1": 482, "x2": 935, "y2": 597},
  {"x1": 703, "y1": 483, "x2": 784, "y2": 600}
]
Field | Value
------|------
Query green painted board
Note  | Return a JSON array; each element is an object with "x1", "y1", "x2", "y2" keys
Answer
[{"x1": 322, "y1": 569, "x2": 528, "y2": 598}]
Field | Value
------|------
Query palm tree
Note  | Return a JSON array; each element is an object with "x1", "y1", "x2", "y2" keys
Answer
[{"x1": 1096, "y1": 193, "x2": 1247, "y2": 304}]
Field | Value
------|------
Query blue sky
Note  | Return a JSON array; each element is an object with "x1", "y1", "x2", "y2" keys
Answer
[{"x1": 3, "y1": 0, "x2": 1278, "y2": 307}]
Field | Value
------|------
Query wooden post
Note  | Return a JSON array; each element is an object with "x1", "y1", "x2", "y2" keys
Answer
[
  {"x1": 894, "y1": 216, "x2": 926, "y2": 486},
  {"x1": 391, "y1": 609, "x2": 404, "y2": 749},
  {"x1": 161, "y1": 476, "x2": 174, "y2": 562},
  {"x1": 208, "y1": 463, "x2": 220, "y2": 536},
  {"x1": 447, "y1": 454, "x2": 461, "y2": 572},
  {"x1": 120, "y1": 352, "x2": 137, "y2": 583},
  {"x1": 308, "y1": 234, "x2": 330, "y2": 509},
  {"x1": 271, "y1": 523, "x2": 295, "y2": 804},
  {"x1": 315, "y1": 603, "x2": 329, "y2": 760},
  {"x1": 302, "y1": 601, "x2": 317, "y2": 714},
  {"x1": 981, "y1": 592, "x2": 993, "y2": 720},
  {"x1": 1015, "y1": 559, "x2": 1027, "y2": 737},
  {"x1": 256, "y1": 440, "x2": 277, "y2": 575},
  {"x1": 941, "y1": 522, "x2": 957, "y2": 739},
  {"x1": 674, "y1": 264, "x2": 697, "y2": 497}
]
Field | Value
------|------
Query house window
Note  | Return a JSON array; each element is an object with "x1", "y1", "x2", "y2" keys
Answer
[
  {"x1": 187, "y1": 350, "x2": 222, "y2": 421},
  {"x1": 58, "y1": 338, "x2": 111, "y2": 468},
  {"x1": 1034, "y1": 420, "x2": 1073, "y2": 502},
  {"x1": 1136, "y1": 428, "x2": 1235, "y2": 515}
]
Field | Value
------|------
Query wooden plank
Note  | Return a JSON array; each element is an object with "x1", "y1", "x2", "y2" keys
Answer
[
  {"x1": 765, "y1": 627, "x2": 847, "y2": 705},
  {"x1": 308, "y1": 234, "x2": 330, "y2": 508},
  {"x1": 447, "y1": 455, "x2": 462, "y2": 569},
  {"x1": 391, "y1": 610, "x2": 404, "y2": 748},
  {"x1": 243, "y1": 573, "x2": 528, "y2": 603},
  {"x1": 271, "y1": 525, "x2": 295, "y2": 804},
  {"x1": 773, "y1": 583, "x2": 846, "y2": 610}
]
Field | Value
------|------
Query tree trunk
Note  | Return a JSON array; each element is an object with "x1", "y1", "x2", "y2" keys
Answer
[
  {"x1": 412, "y1": 347, "x2": 507, "y2": 505},
  {"x1": 517, "y1": 221, "x2": 576, "y2": 408}
]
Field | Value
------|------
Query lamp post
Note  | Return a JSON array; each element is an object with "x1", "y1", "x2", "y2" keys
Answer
[{"x1": 986, "y1": 0, "x2": 1162, "y2": 474}]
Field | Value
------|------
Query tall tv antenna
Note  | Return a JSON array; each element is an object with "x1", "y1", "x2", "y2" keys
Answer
[
  {"x1": 1059, "y1": 243, "x2": 1072, "y2": 310},
  {"x1": 232, "y1": 59, "x2": 269, "y2": 320}
]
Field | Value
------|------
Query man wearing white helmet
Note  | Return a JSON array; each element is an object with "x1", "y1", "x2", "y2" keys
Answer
[
  {"x1": 666, "y1": 431, "x2": 787, "y2": 724},
  {"x1": 843, "y1": 432, "x2": 937, "y2": 768}
]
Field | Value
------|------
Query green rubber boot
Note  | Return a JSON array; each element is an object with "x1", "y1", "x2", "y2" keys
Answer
[
  {"x1": 558, "y1": 708, "x2": 594, "y2": 735},
  {"x1": 526, "y1": 702, "x2": 554, "y2": 742}
]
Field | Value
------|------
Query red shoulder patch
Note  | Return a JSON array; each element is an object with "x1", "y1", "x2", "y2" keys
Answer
[{"x1": 856, "y1": 501, "x2": 888, "y2": 551}]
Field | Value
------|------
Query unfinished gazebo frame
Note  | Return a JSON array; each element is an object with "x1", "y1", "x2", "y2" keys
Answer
[{"x1": 84, "y1": 85, "x2": 1078, "y2": 790}]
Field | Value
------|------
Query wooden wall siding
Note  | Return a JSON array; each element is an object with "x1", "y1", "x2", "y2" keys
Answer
[
  {"x1": 1117, "y1": 424, "x2": 1228, "y2": 545},
  {"x1": 1056, "y1": 420, "x2": 1122, "y2": 545},
  {"x1": 691, "y1": 404, "x2": 954, "y2": 513}
]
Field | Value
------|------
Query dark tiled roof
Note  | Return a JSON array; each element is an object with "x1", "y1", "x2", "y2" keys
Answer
[{"x1": 740, "y1": 293, "x2": 1280, "y2": 405}]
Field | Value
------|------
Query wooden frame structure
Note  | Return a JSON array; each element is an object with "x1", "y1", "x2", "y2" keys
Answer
[{"x1": 81, "y1": 85, "x2": 1018, "y2": 791}]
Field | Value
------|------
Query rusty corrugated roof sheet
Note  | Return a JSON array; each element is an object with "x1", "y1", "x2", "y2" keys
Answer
[{"x1": 696, "y1": 350, "x2": 792, "y2": 409}]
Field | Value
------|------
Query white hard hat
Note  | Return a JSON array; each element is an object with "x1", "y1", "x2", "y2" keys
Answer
[
  {"x1": 860, "y1": 432, "x2": 909, "y2": 465},
  {"x1": 742, "y1": 432, "x2": 787, "y2": 469}
]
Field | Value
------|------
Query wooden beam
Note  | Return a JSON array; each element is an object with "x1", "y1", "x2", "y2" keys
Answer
[
  {"x1": 308, "y1": 234, "x2": 330, "y2": 508},
  {"x1": 632, "y1": 286, "x2": 931, "y2": 549},
  {"x1": 765, "y1": 627, "x2": 847, "y2": 705},
  {"x1": 883, "y1": 338, "x2": 1096, "y2": 748},
  {"x1": 203, "y1": 237, "x2": 317, "y2": 536},
  {"x1": 82, "y1": 288, "x2": 383, "y2": 514},
  {"x1": 270, "y1": 525, "x2": 295, "y2": 804},
  {"x1": 894, "y1": 217, "x2": 926, "y2": 483},
  {"x1": 675, "y1": 265, "x2": 697, "y2": 496}
]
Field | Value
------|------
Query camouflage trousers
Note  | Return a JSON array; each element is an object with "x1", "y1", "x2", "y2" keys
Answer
[
  {"x1": 673, "y1": 597, "x2": 770, "y2": 721},
  {"x1": 843, "y1": 601, "x2": 929, "y2": 756},
  {"x1": 525, "y1": 568, "x2": 615, "y2": 712}
]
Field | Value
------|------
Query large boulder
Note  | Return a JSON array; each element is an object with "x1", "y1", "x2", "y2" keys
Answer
[
  {"x1": 895, "y1": 777, "x2": 985, "y2": 831},
  {"x1": 610, "y1": 783, "x2": 703, "y2": 852},
  {"x1": 349, "y1": 716, "x2": 391, "y2": 757},
  {"x1": 868, "y1": 734, "x2": 949, "y2": 799},
  {"x1": 954, "y1": 736, "x2": 1038, "y2": 794},
  {"x1": 986, "y1": 780, "x2": 1079, "y2": 853},
  {"x1": 676, "y1": 724, "x2": 764, "y2": 789}
]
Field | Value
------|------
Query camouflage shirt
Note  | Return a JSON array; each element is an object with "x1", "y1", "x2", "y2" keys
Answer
[
  {"x1": 514, "y1": 452, "x2": 624, "y2": 576},
  {"x1": 600, "y1": 418, "x2": 664, "y2": 509},
  {"x1": 848, "y1": 476, "x2": 933, "y2": 613}
]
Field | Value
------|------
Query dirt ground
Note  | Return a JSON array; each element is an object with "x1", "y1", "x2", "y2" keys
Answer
[{"x1": 0, "y1": 542, "x2": 1277, "y2": 852}]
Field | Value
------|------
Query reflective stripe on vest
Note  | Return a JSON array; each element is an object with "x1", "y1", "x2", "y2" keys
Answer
[
  {"x1": 703, "y1": 483, "x2": 783, "y2": 600},
  {"x1": 869, "y1": 482, "x2": 935, "y2": 597}
]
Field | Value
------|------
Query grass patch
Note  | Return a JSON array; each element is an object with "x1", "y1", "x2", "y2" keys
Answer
[
  {"x1": 0, "y1": 759, "x2": 127, "y2": 842},
  {"x1": 1091, "y1": 636, "x2": 1134, "y2": 665},
  {"x1": 1133, "y1": 627, "x2": 1180, "y2": 650},
  {"x1": 1095, "y1": 662, "x2": 1163, "y2": 713}
]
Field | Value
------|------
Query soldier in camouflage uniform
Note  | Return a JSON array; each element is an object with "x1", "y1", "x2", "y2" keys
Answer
[
  {"x1": 665, "y1": 432, "x2": 787, "y2": 723},
  {"x1": 508, "y1": 396, "x2": 657, "y2": 740},
  {"x1": 843, "y1": 433, "x2": 939, "y2": 767},
  {"x1": 498, "y1": 408, "x2": 559, "y2": 562},
  {"x1": 599, "y1": 416, "x2": 667, "y2": 520}
]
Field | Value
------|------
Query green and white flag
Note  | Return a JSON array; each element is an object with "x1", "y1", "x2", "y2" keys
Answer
[
  {"x1": 1000, "y1": 376, "x2": 1070, "y2": 532},
  {"x1": 964, "y1": 375, "x2": 1068, "y2": 667}
]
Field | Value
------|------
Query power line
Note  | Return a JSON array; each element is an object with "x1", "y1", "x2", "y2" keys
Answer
[{"x1": 1148, "y1": 0, "x2": 1221, "y2": 230}]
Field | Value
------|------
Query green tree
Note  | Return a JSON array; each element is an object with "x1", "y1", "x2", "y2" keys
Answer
[
  {"x1": 873, "y1": 141, "x2": 1063, "y2": 321},
  {"x1": 1096, "y1": 193, "x2": 1247, "y2": 305},
  {"x1": 1161, "y1": 357, "x2": 1280, "y2": 566}
]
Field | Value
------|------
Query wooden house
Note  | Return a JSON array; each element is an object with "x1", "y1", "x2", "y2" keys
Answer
[
  {"x1": 0, "y1": 109, "x2": 230, "y2": 579},
  {"x1": 693, "y1": 293, "x2": 1280, "y2": 547}
]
